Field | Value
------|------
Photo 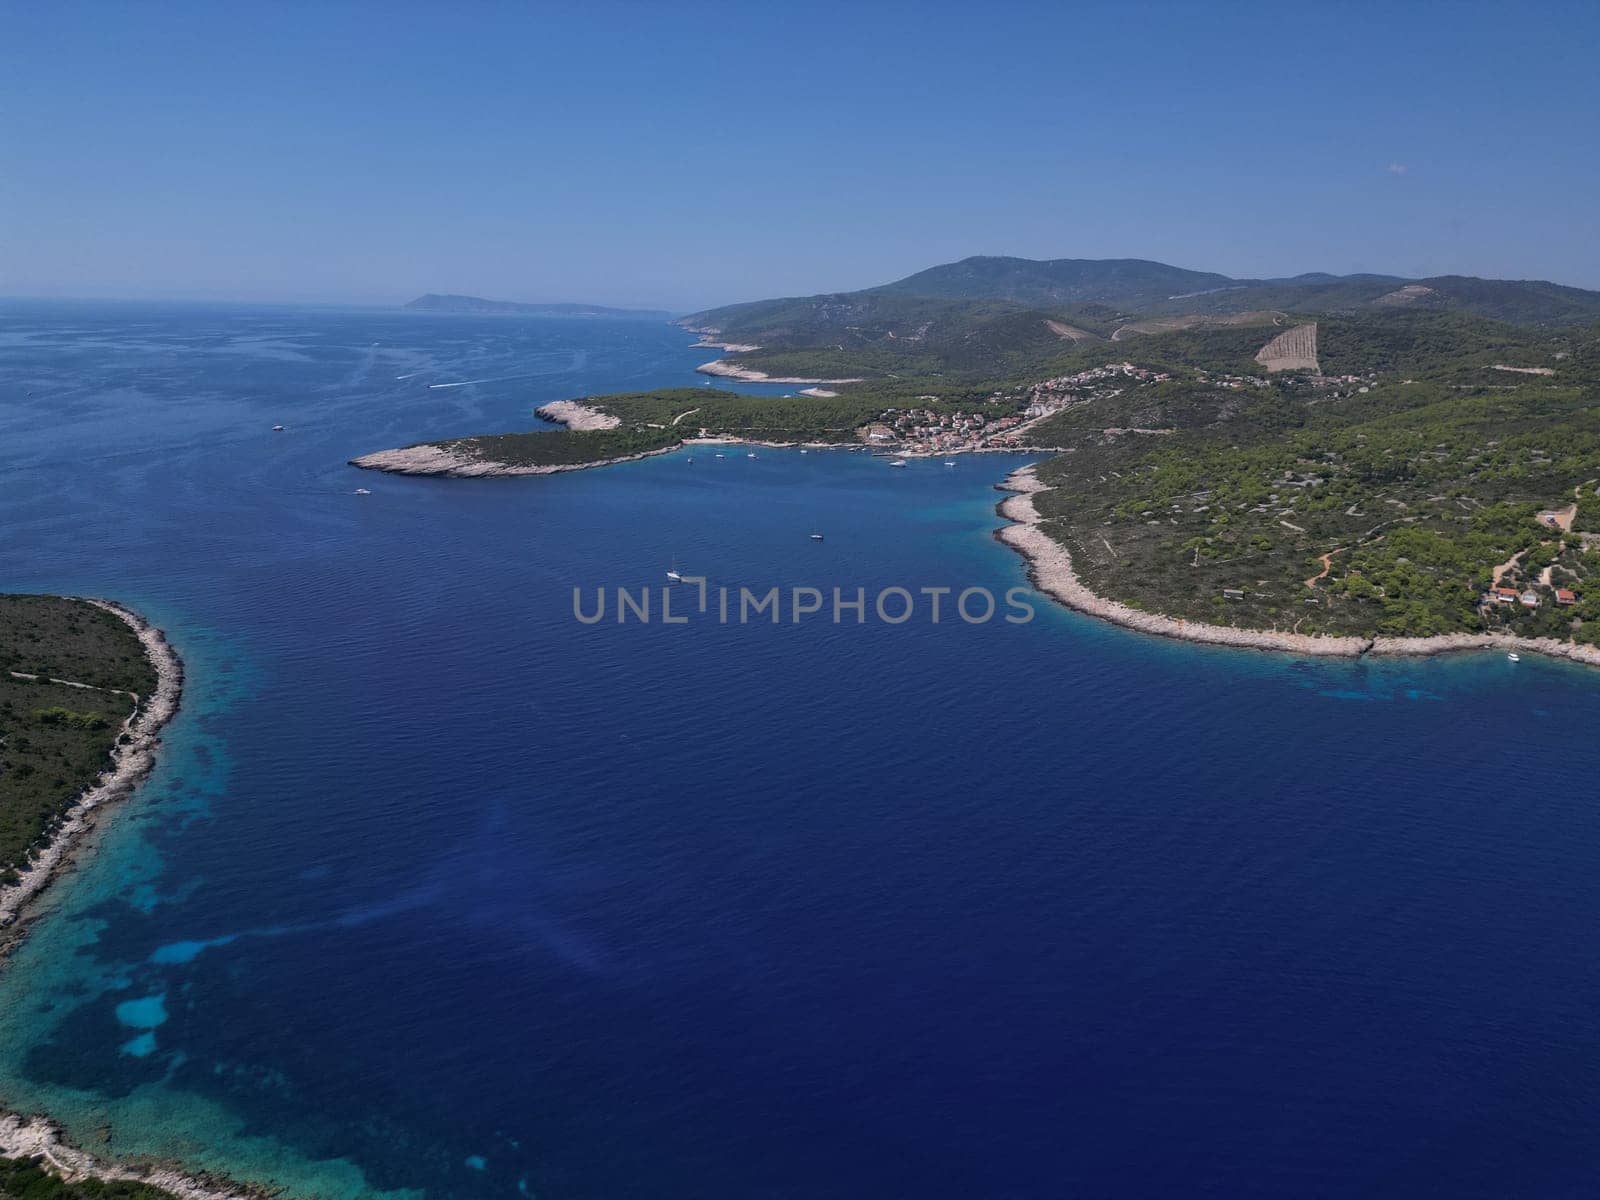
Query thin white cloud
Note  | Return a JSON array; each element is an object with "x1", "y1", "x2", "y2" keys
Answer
[{"x1": 1385, "y1": 163, "x2": 1409, "y2": 176}]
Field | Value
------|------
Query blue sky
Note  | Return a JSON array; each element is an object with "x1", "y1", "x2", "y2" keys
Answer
[{"x1": 5, "y1": 1, "x2": 1598, "y2": 309}]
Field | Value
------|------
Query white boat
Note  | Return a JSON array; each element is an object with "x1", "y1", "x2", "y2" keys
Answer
[
  {"x1": 714, "y1": 452, "x2": 725, "y2": 458},
  {"x1": 810, "y1": 533, "x2": 824, "y2": 541},
  {"x1": 272, "y1": 424, "x2": 285, "y2": 432},
  {"x1": 686, "y1": 457, "x2": 694, "y2": 464},
  {"x1": 1507, "y1": 652, "x2": 1521, "y2": 662},
  {"x1": 666, "y1": 569, "x2": 683, "y2": 582},
  {"x1": 889, "y1": 460, "x2": 908, "y2": 468},
  {"x1": 354, "y1": 488, "x2": 371, "y2": 496},
  {"x1": 747, "y1": 452, "x2": 757, "y2": 459},
  {"x1": 944, "y1": 460, "x2": 956, "y2": 467}
]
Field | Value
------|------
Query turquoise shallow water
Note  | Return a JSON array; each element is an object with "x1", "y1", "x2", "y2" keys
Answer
[{"x1": 3, "y1": 303, "x2": 1600, "y2": 1199}]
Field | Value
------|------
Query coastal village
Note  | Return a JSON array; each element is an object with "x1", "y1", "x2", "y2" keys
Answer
[
  {"x1": 856, "y1": 362, "x2": 1175, "y2": 456},
  {"x1": 859, "y1": 408, "x2": 1029, "y2": 454},
  {"x1": 848, "y1": 360, "x2": 1390, "y2": 459}
]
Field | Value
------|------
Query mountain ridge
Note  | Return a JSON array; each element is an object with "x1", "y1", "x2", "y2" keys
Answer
[{"x1": 683, "y1": 256, "x2": 1600, "y2": 342}]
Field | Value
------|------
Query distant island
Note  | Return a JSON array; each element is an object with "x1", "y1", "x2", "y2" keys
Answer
[
  {"x1": 403, "y1": 293, "x2": 673, "y2": 320},
  {"x1": 359, "y1": 255, "x2": 1600, "y2": 665}
]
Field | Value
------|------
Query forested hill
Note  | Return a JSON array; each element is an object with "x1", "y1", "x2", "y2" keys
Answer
[
  {"x1": 683, "y1": 256, "x2": 1600, "y2": 344},
  {"x1": 405, "y1": 294, "x2": 673, "y2": 320},
  {"x1": 880, "y1": 257, "x2": 1238, "y2": 308}
]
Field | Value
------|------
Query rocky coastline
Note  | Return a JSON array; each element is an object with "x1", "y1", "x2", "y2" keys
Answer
[
  {"x1": 675, "y1": 323, "x2": 761, "y2": 353},
  {"x1": 0, "y1": 1113, "x2": 254, "y2": 1200},
  {"x1": 690, "y1": 336, "x2": 762, "y2": 353},
  {"x1": 348, "y1": 441, "x2": 681, "y2": 478},
  {"x1": 995, "y1": 465, "x2": 1600, "y2": 668},
  {"x1": 0, "y1": 603, "x2": 243, "y2": 1199},
  {"x1": 0, "y1": 600, "x2": 184, "y2": 938},
  {"x1": 347, "y1": 400, "x2": 685, "y2": 477},
  {"x1": 695, "y1": 359, "x2": 864, "y2": 385}
]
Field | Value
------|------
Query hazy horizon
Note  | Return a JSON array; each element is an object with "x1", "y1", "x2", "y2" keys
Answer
[
  {"x1": 6, "y1": 1, "x2": 1599, "y2": 310},
  {"x1": 8, "y1": 248, "x2": 1600, "y2": 318}
]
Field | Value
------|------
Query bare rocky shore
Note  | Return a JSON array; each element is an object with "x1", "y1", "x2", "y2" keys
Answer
[
  {"x1": 995, "y1": 465, "x2": 1600, "y2": 668},
  {"x1": 534, "y1": 400, "x2": 620, "y2": 430},
  {"x1": 690, "y1": 336, "x2": 762, "y2": 353},
  {"x1": 695, "y1": 359, "x2": 864, "y2": 385},
  {"x1": 0, "y1": 1114, "x2": 253, "y2": 1200},
  {"x1": 677, "y1": 324, "x2": 761, "y2": 353}
]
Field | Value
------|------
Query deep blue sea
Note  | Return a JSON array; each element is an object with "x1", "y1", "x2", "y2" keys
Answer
[{"x1": 3, "y1": 303, "x2": 1600, "y2": 1199}]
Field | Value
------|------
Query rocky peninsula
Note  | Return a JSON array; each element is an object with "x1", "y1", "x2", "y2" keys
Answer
[
  {"x1": 349, "y1": 401, "x2": 682, "y2": 478},
  {"x1": 350, "y1": 439, "x2": 678, "y2": 478}
]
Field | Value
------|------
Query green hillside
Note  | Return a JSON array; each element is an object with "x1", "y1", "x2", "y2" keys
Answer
[
  {"x1": 0, "y1": 596, "x2": 153, "y2": 879},
  {"x1": 879, "y1": 256, "x2": 1233, "y2": 308},
  {"x1": 1026, "y1": 327, "x2": 1600, "y2": 639}
]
